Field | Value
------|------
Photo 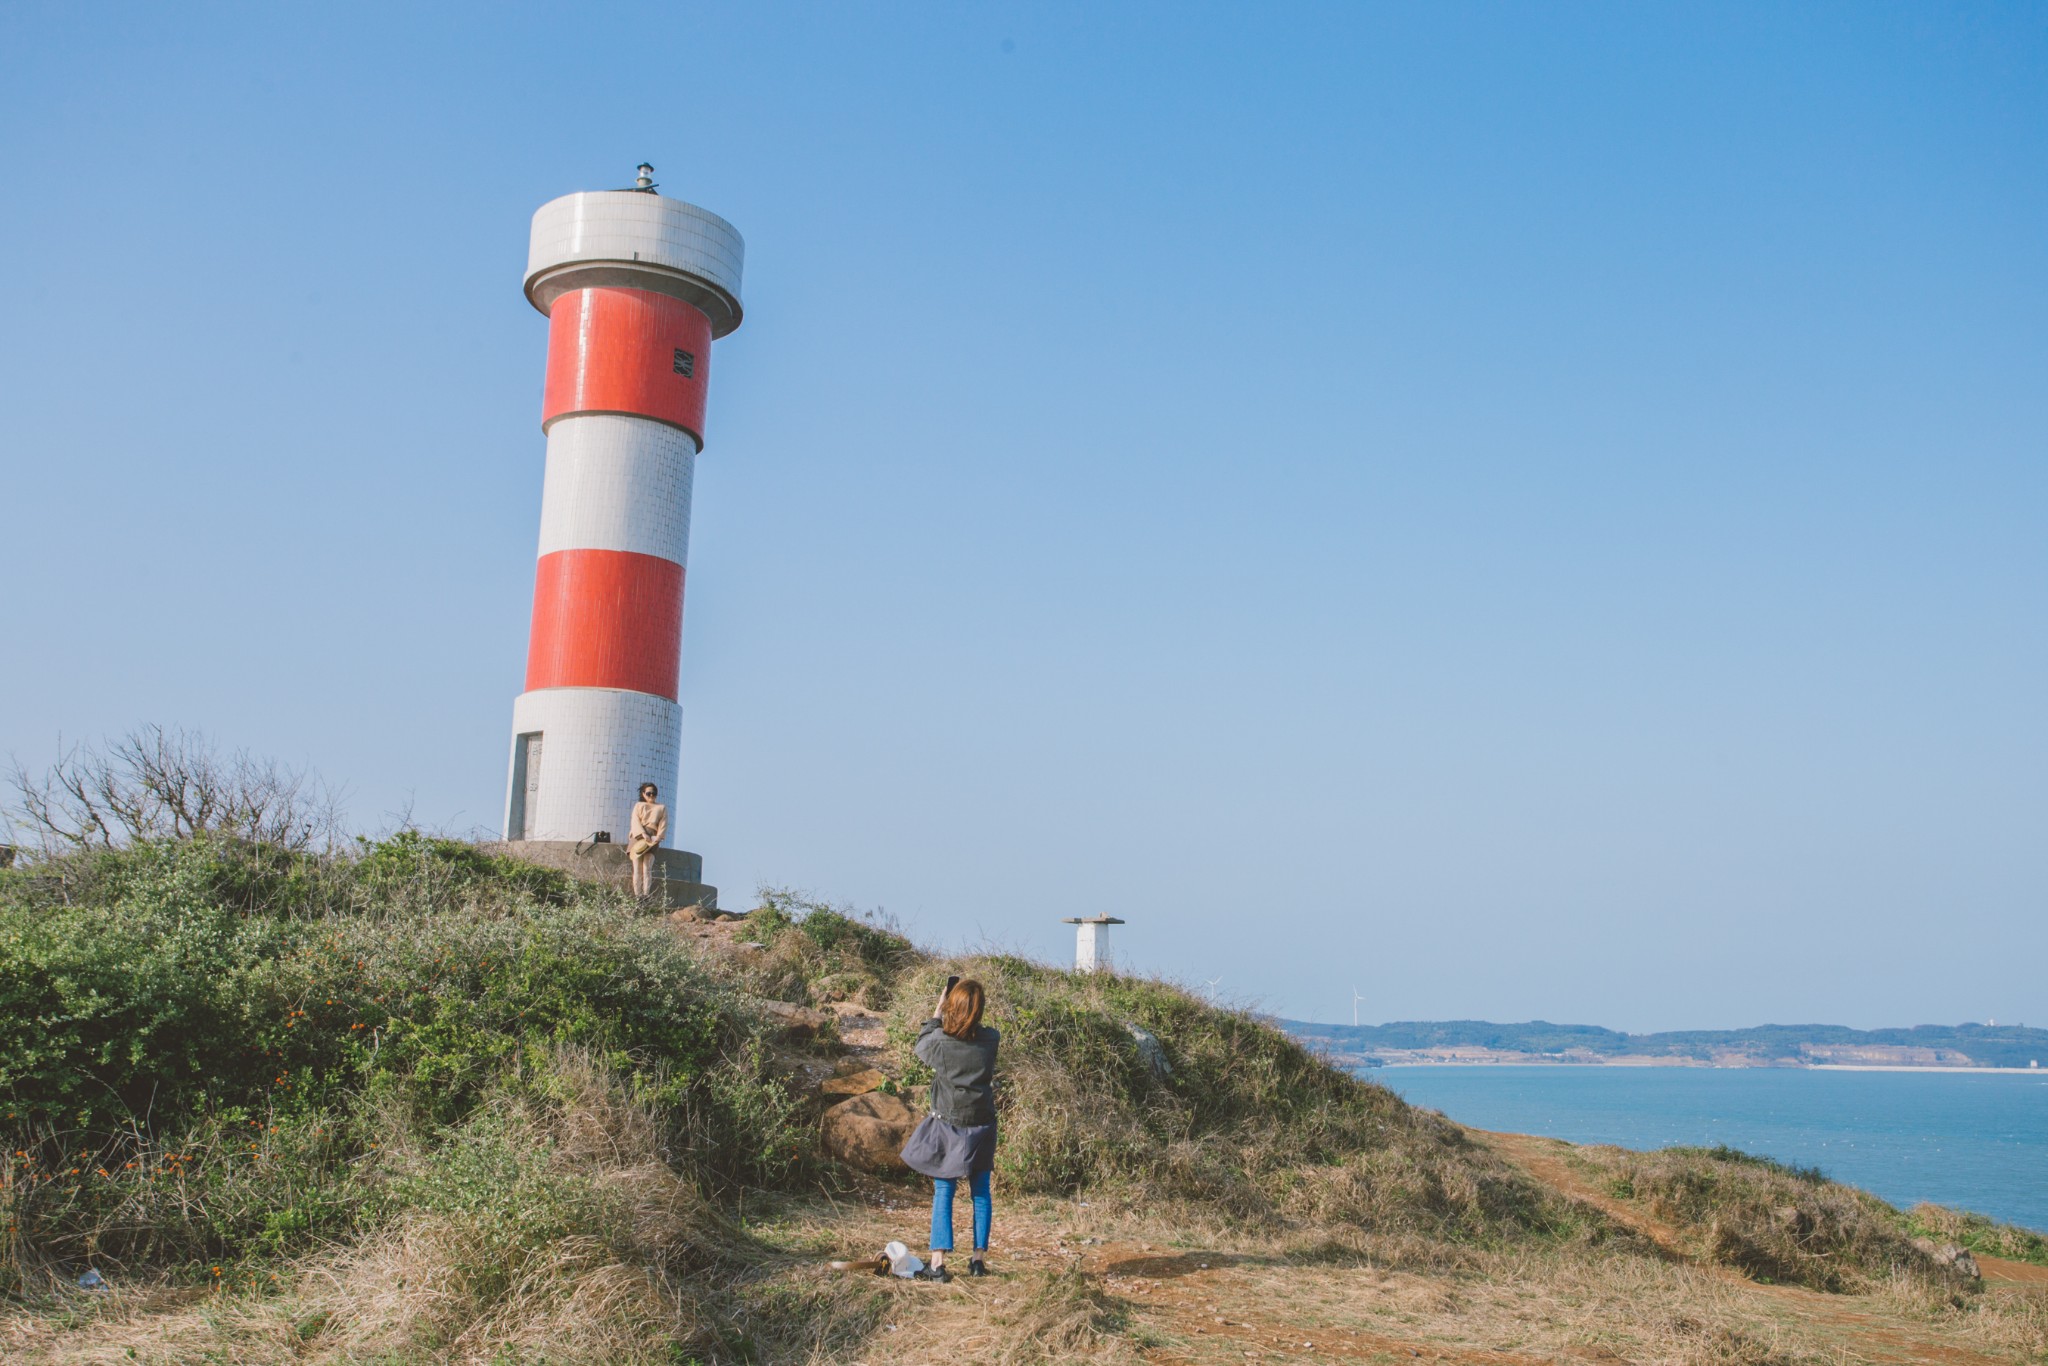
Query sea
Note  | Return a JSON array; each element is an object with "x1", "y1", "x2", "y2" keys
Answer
[{"x1": 1369, "y1": 1064, "x2": 2048, "y2": 1234}]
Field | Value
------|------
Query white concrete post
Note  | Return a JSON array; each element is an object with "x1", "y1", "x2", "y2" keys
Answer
[
  {"x1": 1077, "y1": 921, "x2": 1106, "y2": 972},
  {"x1": 1063, "y1": 915, "x2": 1125, "y2": 973}
]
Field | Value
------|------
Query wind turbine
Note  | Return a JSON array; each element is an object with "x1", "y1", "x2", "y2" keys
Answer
[{"x1": 1352, "y1": 986, "x2": 1367, "y2": 1028}]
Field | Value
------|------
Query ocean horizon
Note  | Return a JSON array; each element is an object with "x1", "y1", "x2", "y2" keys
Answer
[{"x1": 1367, "y1": 1063, "x2": 2048, "y2": 1234}]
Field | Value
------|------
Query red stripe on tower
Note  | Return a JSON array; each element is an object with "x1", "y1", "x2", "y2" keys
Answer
[
  {"x1": 543, "y1": 287, "x2": 711, "y2": 441},
  {"x1": 524, "y1": 549, "x2": 686, "y2": 698}
]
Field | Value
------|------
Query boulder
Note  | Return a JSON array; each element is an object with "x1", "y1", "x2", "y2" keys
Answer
[
  {"x1": 1125, "y1": 1022, "x2": 1173, "y2": 1080},
  {"x1": 820, "y1": 1067, "x2": 889, "y2": 1100},
  {"x1": 760, "y1": 1000, "x2": 834, "y2": 1043},
  {"x1": 1768, "y1": 1205, "x2": 1812, "y2": 1238},
  {"x1": 1912, "y1": 1237, "x2": 1981, "y2": 1279},
  {"x1": 821, "y1": 1089, "x2": 923, "y2": 1172}
]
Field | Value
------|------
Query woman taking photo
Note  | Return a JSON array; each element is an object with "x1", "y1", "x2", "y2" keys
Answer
[{"x1": 900, "y1": 976, "x2": 998, "y2": 1282}]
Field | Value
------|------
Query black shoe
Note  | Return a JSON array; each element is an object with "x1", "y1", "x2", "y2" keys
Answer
[
  {"x1": 968, "y1": 1257, "x2": 988, "y2": 1277},
  {"x1": 915, "y1": 1265, "x2": 952, "y2": 1283}
]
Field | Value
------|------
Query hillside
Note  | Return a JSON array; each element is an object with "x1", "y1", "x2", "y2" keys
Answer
[
  {"x1": 1, "y1": 836, "x2": 2044, "y2": 1364},
  {"x1": 1285, "y1": 1018, "x2": 2048, "y2": 1069}
]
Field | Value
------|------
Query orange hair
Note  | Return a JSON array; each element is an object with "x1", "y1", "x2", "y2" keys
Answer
[{"x1": 941, "y1": 978, "x2": 986, "y2": 1040}]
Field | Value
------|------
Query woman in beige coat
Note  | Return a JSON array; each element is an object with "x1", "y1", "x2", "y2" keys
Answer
[{"x1": 627, "y1": 783, "x2": 668, "y2": 899}]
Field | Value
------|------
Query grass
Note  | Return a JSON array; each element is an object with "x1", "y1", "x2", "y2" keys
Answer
[
  {"x1": 878, "y1": 955, "x2": 1594, "y2": 1250},
  {"x1": 3, "y1": 834, "x2": 2046, "y2": 1364},
  {"x1": 984, "y1": 1263, "x2": 1135, "y2": 1364},
  {"x1": 1568, "y1": 1143, "x2": 1954, "y2": 1293},
  {"x1": 0, "y1": 835, "x2": 805, "y2": 1307},
  {"x1": 722, "y1": 887, "x2": 917, "y2": 1011},
  {"x1": 1904, "y1": 1202, "x2": 2048, "y2": 1267},
  {"x1": 712, "y1": 890, "x2": 1588, "y2": 1245}
]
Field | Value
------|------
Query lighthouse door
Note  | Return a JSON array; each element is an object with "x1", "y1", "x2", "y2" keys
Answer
[{"x1": 509, "y1": 732, "x2": 543, "y2": 839}]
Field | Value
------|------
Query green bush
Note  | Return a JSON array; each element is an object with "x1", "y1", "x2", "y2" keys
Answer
[
  {"x1": 0, "y1": 835, "x2": 809, "y2": 1287},
  {"x1": 1, "y1": 836, "x2": 750, "y2": 1131},
  {"x1": 734, "y1": 888, "x2": 915, "y2": 1008},
  {"x1": 0, "y1": 838, "x2": 303, "y2": 1135}
]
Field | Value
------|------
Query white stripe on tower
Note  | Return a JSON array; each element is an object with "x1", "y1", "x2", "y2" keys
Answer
[{"x1": 535, "y1": 415, "x2": 697, "y2": 564}]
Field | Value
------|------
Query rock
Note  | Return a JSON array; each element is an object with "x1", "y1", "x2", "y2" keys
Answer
[
  {"x1": 1125, "y1": 1022, "x2": 1172, "y2": 1079},
  {"x1": 1912, "y1": 1237, "x2": 1981, "y2": 1279},
  {"x1": 1769, "y1": 1204, "x2": 1812, "y2": 1238},
  {"x1": 820, "y1": 1067, "x2": 888, "y2": 1099},
  {"x1": 821, "y1": 1089, "x2": 923, "y2": 1172},
  {"x1": 760, "y1": 1000, "x2": 833, "y2": 1042}
]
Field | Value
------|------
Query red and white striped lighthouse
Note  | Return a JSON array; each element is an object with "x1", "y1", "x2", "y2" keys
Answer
[{"x1": 502, "y1": 165, "x2": 743, "y2": 885}]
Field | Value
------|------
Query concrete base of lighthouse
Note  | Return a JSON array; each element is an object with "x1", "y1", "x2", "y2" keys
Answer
[{"x1": 482, "y1": 840, "x2": 718, "y2": 912}]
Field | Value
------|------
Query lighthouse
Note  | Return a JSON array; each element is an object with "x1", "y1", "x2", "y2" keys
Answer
[{"x1": 499, "y1": 165, "x2": 741, "y2": 909}]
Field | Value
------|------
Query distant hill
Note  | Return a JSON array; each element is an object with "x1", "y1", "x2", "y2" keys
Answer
[{"x1": 1280, "y1": 1018, "x2": 2048, "y2": 1070}]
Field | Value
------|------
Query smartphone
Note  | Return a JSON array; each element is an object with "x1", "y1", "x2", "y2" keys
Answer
[{"x1": 945, "y1": 975, "x2": 961, "y2": 994}]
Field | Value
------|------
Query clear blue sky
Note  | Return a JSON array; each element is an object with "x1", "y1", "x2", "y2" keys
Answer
[{"x1": 3, "y1": 2, "x2": 2042, "y2": 1031}]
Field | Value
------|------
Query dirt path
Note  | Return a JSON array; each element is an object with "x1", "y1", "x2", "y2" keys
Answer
[
  {"x1": 1979, "y1": 1255, "x2": 2048, "y2": 1287},
  {"x1": 1479, "y1": 1130, "x2": 1692, "y2": 1259},
  {"x1": 808, "y1": 1195, "x2": 1579, "y2": 1365},
  {"x1": 824, "y1": 999, "x2": 892, "y2": 1071},
  {"x1": 785, "y1": 1172, "x2": 2047, "y2": 1366}
]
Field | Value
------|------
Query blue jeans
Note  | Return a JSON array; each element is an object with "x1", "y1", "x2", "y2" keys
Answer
[{"x1": 930, "y1": 1169, "x2": 991, "y2": 1252}]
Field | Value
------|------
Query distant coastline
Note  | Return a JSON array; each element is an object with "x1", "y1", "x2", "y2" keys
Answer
[
  {"x1": 1808, "y1": 1064, "x2": 2041, "y2": 1074},
  {"x1": 1279, "y1": 1018, "x2": 2048, "y2": 1073},
  {"x1": 1366, "y1": 1060, "x2": 2043, "y2": 1074}
]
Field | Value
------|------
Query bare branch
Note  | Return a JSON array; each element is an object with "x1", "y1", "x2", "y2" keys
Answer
[{"x1": 4, "y1": 726, "x2": 345, "y2": 856}]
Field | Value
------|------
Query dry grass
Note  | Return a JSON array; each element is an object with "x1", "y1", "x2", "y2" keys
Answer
[
  {"x1": 8, "y1": 841, "x2": 2047, "y2": 1364},
  {"x1": 2, "y1": 1049, "x2": 726, "y2": 1365},
  {"x1": 10, "y1": 1121, "x2": 2048, "y2": 1366},
  {"x1": 881, "y1": 955, "x2": 1602, "y2": 1252},
  {"x1": 985, "y1": 1264, "x2": 1137, "y2": 1365},
  {"x1": 1058, "y1": 1209, "x2": 2044, "y2": 1366},
  {"x1": 1565, "y1": 1143, "x2": 1955, "y2": 1294},
  {"x1": 300, "y1": 1050, "x2": 719, "y2": 1363},
  {"x1": 1872, "y1": 1272, "x2": 2048, "y2": 1361}
]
